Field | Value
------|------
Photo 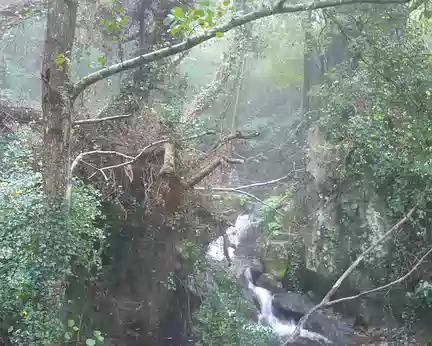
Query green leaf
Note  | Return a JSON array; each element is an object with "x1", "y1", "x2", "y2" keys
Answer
[
  {"x1": 99, "y1": 19, "x2": 105, "y2": 25},
  {"x1": 86, "y1": 339, "x2": 96, "y2": 346},
  {"x1": 194, "y1": 9, "x2": 205, "y2": 17},
  {"x1": 172, "y1": 7, "x2": 185, "y2": 18},
  {"x1": 215, "y1": 32, "x2": 224, "y2": 38},
  {"x1": 223, "y1": 0, "x2": 230, "y2": 6},
  {"x1": 67, "y1": 319, "x2": 75, "y2": 328}
]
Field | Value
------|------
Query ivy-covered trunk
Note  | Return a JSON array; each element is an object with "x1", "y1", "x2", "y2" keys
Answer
[{"x1": 41, "y1": 0, "x2": 77, "y2": 200}]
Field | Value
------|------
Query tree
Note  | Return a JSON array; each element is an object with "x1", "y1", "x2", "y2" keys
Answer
[{"x1": 41, "y1": 0, "x2": 411, "y2": 204}]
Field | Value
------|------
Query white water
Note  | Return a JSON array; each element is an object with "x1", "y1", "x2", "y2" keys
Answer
[
  {"x1": 206, "y1": 214, "x2": 251, "y2": 262},
  {"x1": 207, "y1": 214, "x2": 333, "y2": 344}
]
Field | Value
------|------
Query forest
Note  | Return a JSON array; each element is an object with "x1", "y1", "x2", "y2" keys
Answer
[{"x1": 0, "y1": 0, "x2": 432, "y2": 344}]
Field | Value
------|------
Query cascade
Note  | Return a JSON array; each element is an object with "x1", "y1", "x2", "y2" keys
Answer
[{"x1": 206, "y1": 213, "x2": 334, "y2": 345}]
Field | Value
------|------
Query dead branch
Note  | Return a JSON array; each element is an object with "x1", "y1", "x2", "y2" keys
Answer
[
  {"x1": 211, "y1": 131, "x2": 260, "y2": 152},
  {"x1": 233, "y1": 172, "x2": 296, "y2": 190},
  {"x1": 184, "y1": 158, "x2": 223, "y2": 189},
  {"x1": 81, "y1": 160, "x2": 109, "y2": 180},
  {"x1": 71, "y1": 0, "x2": 409, "y2": 100},
  {"x1": 194, "y1": 185, "x2": 285, "y2": 217},
  {"x1": 283, "y1": 207, "x2": 416, "y2": 345},
  {"x1": 73, "y1": 114, "x2": 130, "y2": 126},
  {"x1": 66, "y1": 150, "x2": 135, "y2": 206},
  {"x1": 159, "y1": 142, "x2": 177, "y2": 177},
  {"x1": 325, "y1": 246, "x2": 432, "y2": 307}
]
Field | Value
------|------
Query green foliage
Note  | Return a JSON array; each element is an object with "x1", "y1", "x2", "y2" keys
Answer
[
  {"x1": 167, "y1": 1, "x2": 236, "y2": 38},
  {"x1": 193, "y1": 271, "x2": 278, "y2": 346},
  {"x1": 0, "y1": 128, "x2": 106, "y2": 345},
  {"x1": 317, "y1": 14, "x2": 432, "y2": 283},
  {"x1": 55, "y1": 53, "x2": 71, "y2": 72},
  {"x1": 319, "y1": 21, "x2": 432, "y2": 218},
  {"x1": 99, "y1": 6, "x2": 129, "y2": 40},
  {"x1": 408, "y1": 280, "x2": 432, "y2": 309},
  {"x1": 63, "y1": 318, "x2": 105, "y2": 344}
]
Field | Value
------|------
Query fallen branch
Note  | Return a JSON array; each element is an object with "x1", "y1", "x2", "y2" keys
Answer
[
  {"x1": 233, "y1": 172, "x2": 296, "y2": 190},
  {"x1": 211, "y1": 131, "x2": 260, "y2": 152},
  {"x1": 283, "y1": 207, "x2": 416, "y2": 345},
  {"x1": 66, "y1": 150, "x2": 135, "y2": 207},
  {"x1": 184, "y1": 158, "x2": 223, "y2": 189},
  {"x1": 194, "y1": 185, "x2": 285, "y2": 217},
  {"x1": 81, "y1": 160, "x2": 109, "y2": 181},
  {"x1": 73, "y1": 114, "x2": 130, "y2": 126},
  {"x1": 325, "y1": 246, "x2": 432, "y2": 307},
  {"x1": 71, "y1": 0, "x2": 409, "y2": 100},
  {"x1": 159, "y1": 142, "x2": 177, "y2": 177}
]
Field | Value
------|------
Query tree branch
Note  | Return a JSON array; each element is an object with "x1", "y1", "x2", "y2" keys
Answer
[
  {"x1": 73, "y1": 114, "x2": 130, "y2": 126},
  {"x1": 211, "y1": 131, "x2": 260, "y2": 152},
  {"x1": 283, "y1": 207, "x2": 416, "y2": 345},
  {"x1": 324, "y1": 246, "x2": 432, "y2": 307},
  {"x1": 65, "y1": 150, "x2": 135, "y2": 207},
  {"x1": 193, "y1": 185, "x2": 285, "y2": 217},
  {"x1": 71, "y1": 0, "x2": 409, "y2": 100},
  {"x1": 184, "y1": 158, "x2": 223, "y2": 189}
]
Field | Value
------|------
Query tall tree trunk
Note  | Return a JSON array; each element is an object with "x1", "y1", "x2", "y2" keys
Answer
[{"x1": 42, "y1": 0, "x2": 77, "y2": 200}]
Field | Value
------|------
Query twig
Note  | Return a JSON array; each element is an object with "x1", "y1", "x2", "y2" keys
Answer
[
  {"x1": 233, "y1": 172, "x2": 297, "y2": 190},
  {"x1": 283, "y1": 207, "x2": 416, "y2": 344},
  {"x1": 81, "y1": 160, "x2": 109, "y2": 180},
  {"x1": 73, "y1": 114, "x2": 130, "y2": 126},
  {"x1": 194, "y1": 186, "x2": 285, "y2": 217},
  {"x1": 211, "y1": 131, "x2": 260, "y2": 152},
  {"x1": 100, "y1": 130, "x2": 216, "y2": 172},
  {"x1": 325, "y1": 246, "x2": 432, "y2": 307}
]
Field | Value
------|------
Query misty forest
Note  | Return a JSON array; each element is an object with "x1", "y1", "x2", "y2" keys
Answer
[{"x1": 1, "y1": 0, "x2": 432, "y2": 345}]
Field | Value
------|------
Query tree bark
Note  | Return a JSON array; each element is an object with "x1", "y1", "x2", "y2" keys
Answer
[{"x1": 42, "y1": 0, "x2": 77, "y2": 200}]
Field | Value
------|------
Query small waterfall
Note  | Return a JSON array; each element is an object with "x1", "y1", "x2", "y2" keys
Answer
[
  {"x1": 206, "y1": 213, "x2": 334, "y2": 345},
  {"x1": 244, "y1": 267, "x2": 332, "y2": 345},
  {"x1": 206, "y1": 214, "x2": 252, "y2": 263}
]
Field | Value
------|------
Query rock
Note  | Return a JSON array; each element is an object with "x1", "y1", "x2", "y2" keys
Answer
[{"x1": 272, "y1": 292, "x2": 366, "y2": 346}]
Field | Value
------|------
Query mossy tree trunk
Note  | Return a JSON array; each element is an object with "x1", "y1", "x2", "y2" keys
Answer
[{"x1": 41, "y1": 0, "x2": 77, "y2": 200}]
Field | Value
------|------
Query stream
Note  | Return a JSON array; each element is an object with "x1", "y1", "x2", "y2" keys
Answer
[{"x1": 206, "y1": 213, "x2": 364, "y2": 345}]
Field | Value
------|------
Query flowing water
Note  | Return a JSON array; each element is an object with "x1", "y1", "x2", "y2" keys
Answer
[{"x1": 206, "y1": 213, "x2": 335, "y2": 345}]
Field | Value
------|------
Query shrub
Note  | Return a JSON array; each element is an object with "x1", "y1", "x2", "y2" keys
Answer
[{"x1": 0, "y1": 128, "x2": 106, "y2": 345}]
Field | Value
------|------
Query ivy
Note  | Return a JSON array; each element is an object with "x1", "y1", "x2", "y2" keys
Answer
[{"x1": 0, "y1": 128, "x2": 106, "y2": 345}]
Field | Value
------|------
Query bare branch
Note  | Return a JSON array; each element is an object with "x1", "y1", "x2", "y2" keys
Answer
[
  {"x1": 65, "y1": 150, "x2": 135, "y2": 207},
  {"x1": 283, "y1": 207, "x2": 416, "y2": 344},
  {"x1": 211, "y1": 131, "x2": 260, "y2": 152},
  {"x1": 325, "y1": 246, "x2": 432, "y2": 307},
  {"x1": 81, "y1": 160, "x2": 109, "y2": 181},
  {"x1": 194, "y1": 186, "x2": 285, "y2": 217},
  {"x1": 184, "y1": 158, "x2": 223, "y2": 189},
  {"x1": 73, "y1": 114, "x2": 130, "y2": 126},
  {"x1": 159, "y1": 142, "x2": 177, "y2": 177},
  {"x1": 233, "y1": 172, "x2": 298, "y2": 190},
  {"x1": 71, "y1": 0, "x2": 408, "y2": 99}
]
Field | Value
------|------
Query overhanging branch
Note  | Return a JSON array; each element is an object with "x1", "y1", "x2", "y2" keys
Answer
[
  {"x1": 71, "y1": 0, "x2": 409, "y2": 100},
  {"x1": 325, "y1": 246, "x2": 432, "y2": 307}
]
